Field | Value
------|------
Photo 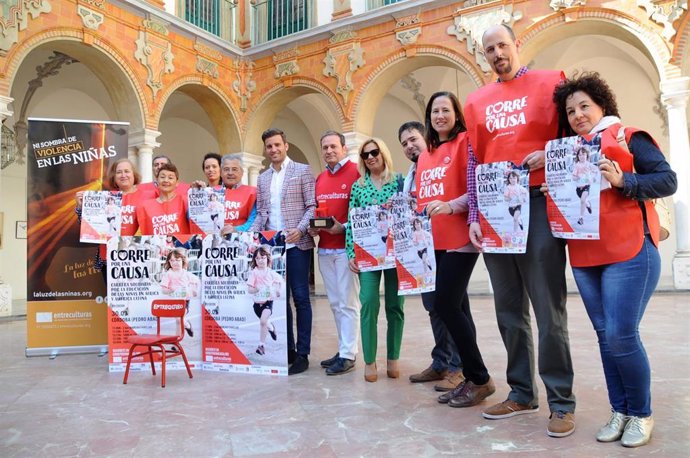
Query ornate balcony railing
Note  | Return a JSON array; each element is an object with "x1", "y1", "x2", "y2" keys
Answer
[
  {"x1": 177, "y1": 0, "x2": 237, "y2": 42},
  {"x1": 252, "y1": 0, "x2": 312, "y2": 45}
]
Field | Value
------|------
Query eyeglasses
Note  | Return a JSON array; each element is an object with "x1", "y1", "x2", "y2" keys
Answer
[{"x1": 360, "y1": 149, "x2": 381, "y2": 160}]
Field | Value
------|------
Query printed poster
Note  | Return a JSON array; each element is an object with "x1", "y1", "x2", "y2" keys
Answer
[
  {"x1": 188, "y1": 187, "x2": 226, "y2": 235},
  {"x1": 107, "y1": 235, "x2": 203, "y2": 372},
  {"x1": 26, "y1": 118, "x2": 127, "y2": 353},
  {"x1": 202, "y1": 231, "x2": 287, "y2": 375},
  {"x1": 79, "y1": 191, "x2": 123, "y2": 244},
  {"x1": 389, "y1": 193, "x2": 436, "y2": 295},
  {"x1": 546, "y1": 134, "x2": 602, "y2": 239},
  {"x1": 476, "y1": 161, "x2": 530, "y2": 254},
  {"x1": 350, "y1": 205, "x2": 395, "y2": 272}
]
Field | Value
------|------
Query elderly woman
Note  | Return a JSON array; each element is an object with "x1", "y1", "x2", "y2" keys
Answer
[
  {"x1": 136, "y1": 163, "x2": 191, "y2": 236},
  {"x1": 75, "y1": 158, "x2": 158, "y2": 280},
  {"x1": 418, "y1": 91, "x2": 495, "y2": 408},
  {"x1": 552, "y1": 72, "x2": 676, "y2": 447},
  {"x1": 345, "y1": 138, "x2": 404, "y2": 382}
]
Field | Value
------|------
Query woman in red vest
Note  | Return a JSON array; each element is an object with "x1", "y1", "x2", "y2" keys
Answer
[
  {"x1": 417, "y1": 91, "x2": 495, "y2": 408},
  {"x1": 137, "y1": 163, "x2": 191, "y2": 236},
  {"x1": 75, "y1": 158, "x2": 158, "y2": 281},
  {"x1": 552, "y1": 73, "x2": 676, "y2": 447}
]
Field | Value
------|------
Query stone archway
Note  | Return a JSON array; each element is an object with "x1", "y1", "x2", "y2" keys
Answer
[
  {"x1": 352, "y1": 47, "x2": 485, "y2": 139},
  {"x1": 243, "y1": 79, "x2": 346, "y2": 172}
]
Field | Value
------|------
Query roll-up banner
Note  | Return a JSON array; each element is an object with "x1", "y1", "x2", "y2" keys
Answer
[{"x1": 26, "y1": 118, "x2": 128, "y2": 356}]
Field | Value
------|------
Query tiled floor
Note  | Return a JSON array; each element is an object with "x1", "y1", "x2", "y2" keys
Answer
[{"x1": 1, "y1": 292, "x2": 688, "y2": 457}]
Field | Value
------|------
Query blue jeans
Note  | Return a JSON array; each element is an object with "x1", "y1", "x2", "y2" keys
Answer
[
  {"x1": 421, "y1": 291, "x2": 461, "y2": 373},
  {"x1": 573, "y1": 236, "x2": 660, "y2": 417},
  {"x1": 286, "y1": 247, "x2": 313, "y2": 357}
]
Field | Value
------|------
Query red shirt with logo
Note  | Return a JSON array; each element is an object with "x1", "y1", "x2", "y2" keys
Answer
[
  {"x1": 136, "y1": 194, "x2": 190, "y2": 236},
  {"x1": 315, "y1": 160, "x2": 359, "y2": 249},
  {"x1": 416, "y1": 133, "x2": 470, "y2": 250},
  {"x1": 465, "y1": 70, "x2": 564, "y2": 186},
  {"x1": 225, "y1": 185, "x2": 257, "y2": 226}
]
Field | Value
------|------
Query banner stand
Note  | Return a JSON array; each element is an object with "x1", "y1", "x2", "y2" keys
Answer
[{"x1": 26, "y1": 345, "x2": 108, "y2": 359}]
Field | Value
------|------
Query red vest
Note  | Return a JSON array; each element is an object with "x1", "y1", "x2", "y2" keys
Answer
[
  {"x1": 416, "y1": 133, "x2": 470, "y2": 250},
  {"x1": 315, "y1": 161, "x2": 359, "y2": 249},
  {"x1": 465, "y1": 70, "x2": 563, "y2": 186},
  {"x1": 224, "y1": 185, "x2": 257, "y2": 226},
  {"x1": 136, "y1": 194, "x2": 190, "y2": 236},
  {"x1": 567, "y1": 125, "x2": 660, "y2": 267}
]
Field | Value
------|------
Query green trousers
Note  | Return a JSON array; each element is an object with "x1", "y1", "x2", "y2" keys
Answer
[{"x1": 358, "y1": 268, "x2": 405, "y2": 364}]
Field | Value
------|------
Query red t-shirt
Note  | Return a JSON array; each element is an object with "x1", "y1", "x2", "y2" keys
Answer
[
  {"x1": 136, "y1": 194, "x2": 190, "y2": 236},
  {"x1": 315, "y1": 161, "x2": 359, "y2": 249},
  {"x1": 464, "y1": 70, "x2": 564, "y2": 186},
  {"x1": 225, "y1": 185, "x2": 257, "y2": 226},
  {"x1": 416, "y1": 133, "x2": 470, "y2": 250}
]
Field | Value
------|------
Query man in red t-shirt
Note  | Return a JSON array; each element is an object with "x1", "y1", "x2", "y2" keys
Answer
[
  {"x1": 464, "y1": 24, "x2": 575, "y2": 437},
  {"x1": 310, "y1": 131, "x2": 360, "y2": 376}
]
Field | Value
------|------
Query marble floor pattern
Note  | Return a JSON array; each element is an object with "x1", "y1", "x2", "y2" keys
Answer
[{"x1": 1, "y1": 292, "x2": 689, "y2": 457}]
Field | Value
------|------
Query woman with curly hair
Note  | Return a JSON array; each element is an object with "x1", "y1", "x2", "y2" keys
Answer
[{"x1": 552, "y1": 72, "x2": 676, "y2": 447}]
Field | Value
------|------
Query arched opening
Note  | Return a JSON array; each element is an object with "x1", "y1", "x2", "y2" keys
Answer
[
  {"x1": 245, "y1": 83, "x2": 344, "y2": 174},
  {"x1": 1, "y1": 40, "x2": 146, "y2": 302},
  {"x1": 156, "y1": 82, "x2": 241, "y2": 184}
]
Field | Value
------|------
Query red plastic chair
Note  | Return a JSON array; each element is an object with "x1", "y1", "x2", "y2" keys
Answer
[{"x1": 122, "y1": 299, "x2": 193, "y2": 387}]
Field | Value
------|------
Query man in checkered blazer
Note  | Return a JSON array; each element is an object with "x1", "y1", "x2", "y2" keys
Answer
[{"x1": 251, "y1": 128, "x2": 316, "y2": 375}]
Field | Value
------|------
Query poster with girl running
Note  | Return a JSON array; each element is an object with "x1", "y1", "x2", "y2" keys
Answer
[
  {"x1": 201, "y1": 231, "x2": 287, "y2": 375},
  {"x1": 107, "y1": 235, "x2": 203, "y2": 372},
  {"x1": 350, "y1": 205, "x2": 395, "y2": 272},
  {"x1": 79, "y1": 191, "x2": 122, "y2": 243},
  {"x1": 475, "y1": 161, "x2": 530, "y2": 253},
  {"x1": 388, "y1": 193, "x2": 436, "y2": 295},
  {"x1": 545, "y1": 134, "x2": 602, "y2": 239},
  {"x1": 188, "y1": 187, "x2": 226, "y2": 235}
]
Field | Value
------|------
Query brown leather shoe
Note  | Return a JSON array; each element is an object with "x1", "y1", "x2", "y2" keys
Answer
[
  {"x1": 447, "y1": 377, "x2": 496, "y2": 408},
  {"x1": 409, "y1": 365, "x2": 447, "y2": 383},
  {"x1": 386, "y1": 359, "x2": 399, "y2": 378},
  {"x1": 434, "y1": 371, "x2": 464, "y2": 392},
  {"x1": 364, "y1": 363, "x2": 377, "y2": 382},
  {"x1": 547, "y1": 411, "x2": 576, "y2": 437}
]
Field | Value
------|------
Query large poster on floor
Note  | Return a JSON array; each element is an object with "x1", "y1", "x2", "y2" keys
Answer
[
  {"x1": 26, "y1": 118, "x2": 128, "y2": 354},
  {"x1": 201, "y1": 231, "x2": 287, "y2": 375},
  {"x1": 107, "y1": 235, "x2": 203, "y2": 372}
]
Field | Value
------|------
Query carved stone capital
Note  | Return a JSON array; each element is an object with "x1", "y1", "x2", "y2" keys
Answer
[
  {"x1": 396, "y1": 27, "x2": 421, "y2": 46},
  {"x1": 549, "y1": 0, "x2": 586, "y2": 11},
  {"x1": 196, "y1": 56, "x2": 219, "y2": 79},
  {"x1": 661, "y1": 76, "x2": 690, "y2": 110},
  {"x1": 329, "y1": 26, "x2": 357, "y2": 44},
  {"x1": 322, "y1": 43, "x2": 365, "y2": 104},
  {"x1": 77, "y1": 5, "x2": 104, "y2": 30}
]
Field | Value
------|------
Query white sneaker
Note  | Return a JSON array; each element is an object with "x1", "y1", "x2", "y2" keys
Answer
[
  {"x1": 596, "y1": 411, "x2": 628, "y2": 442},
  {"x1": 621, "y1": 415, "x2": 654, "y2": 448}
]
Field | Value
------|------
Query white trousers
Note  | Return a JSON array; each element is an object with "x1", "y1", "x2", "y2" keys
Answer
[{"x1": 318, "y1": 251, "x2": 360, "y2": 360}]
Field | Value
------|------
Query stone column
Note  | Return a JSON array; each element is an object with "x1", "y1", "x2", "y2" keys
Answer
[
  {"x1": 332, "y1": 0, "x2": 352, "y2": 21},
  {"x1": 343, "y1": 131, "x2": 369, "y2": 164},
  {"x1": 234, "y1": 151, "x2": 264, "y2": 186},
  {"x1": 129, "y1": 129, "x2": 161, "y2": 183},
  {"x1": 660, "y1": 77, "x2": 690, "y2": 289}
]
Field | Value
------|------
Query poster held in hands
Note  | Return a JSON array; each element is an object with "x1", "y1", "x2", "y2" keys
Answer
[
  {"x1": 188, "y1": 187, "x2": 226, "y2": 235},
  {"x1": 350, "y1": 205, "x2": 395, "y2": 272},
  {"x1": 476, "y1": 161, "x2": 530, "y2": 253},
  {"x1": 545, "y1": 134, "x2": 602, "y2": 239},
  {"x1": 389, "y1": 193, "x2": 436, "y2": 295},
  {"x1": 80, "y1": 191, "x2": 123, "y2": 243}
]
